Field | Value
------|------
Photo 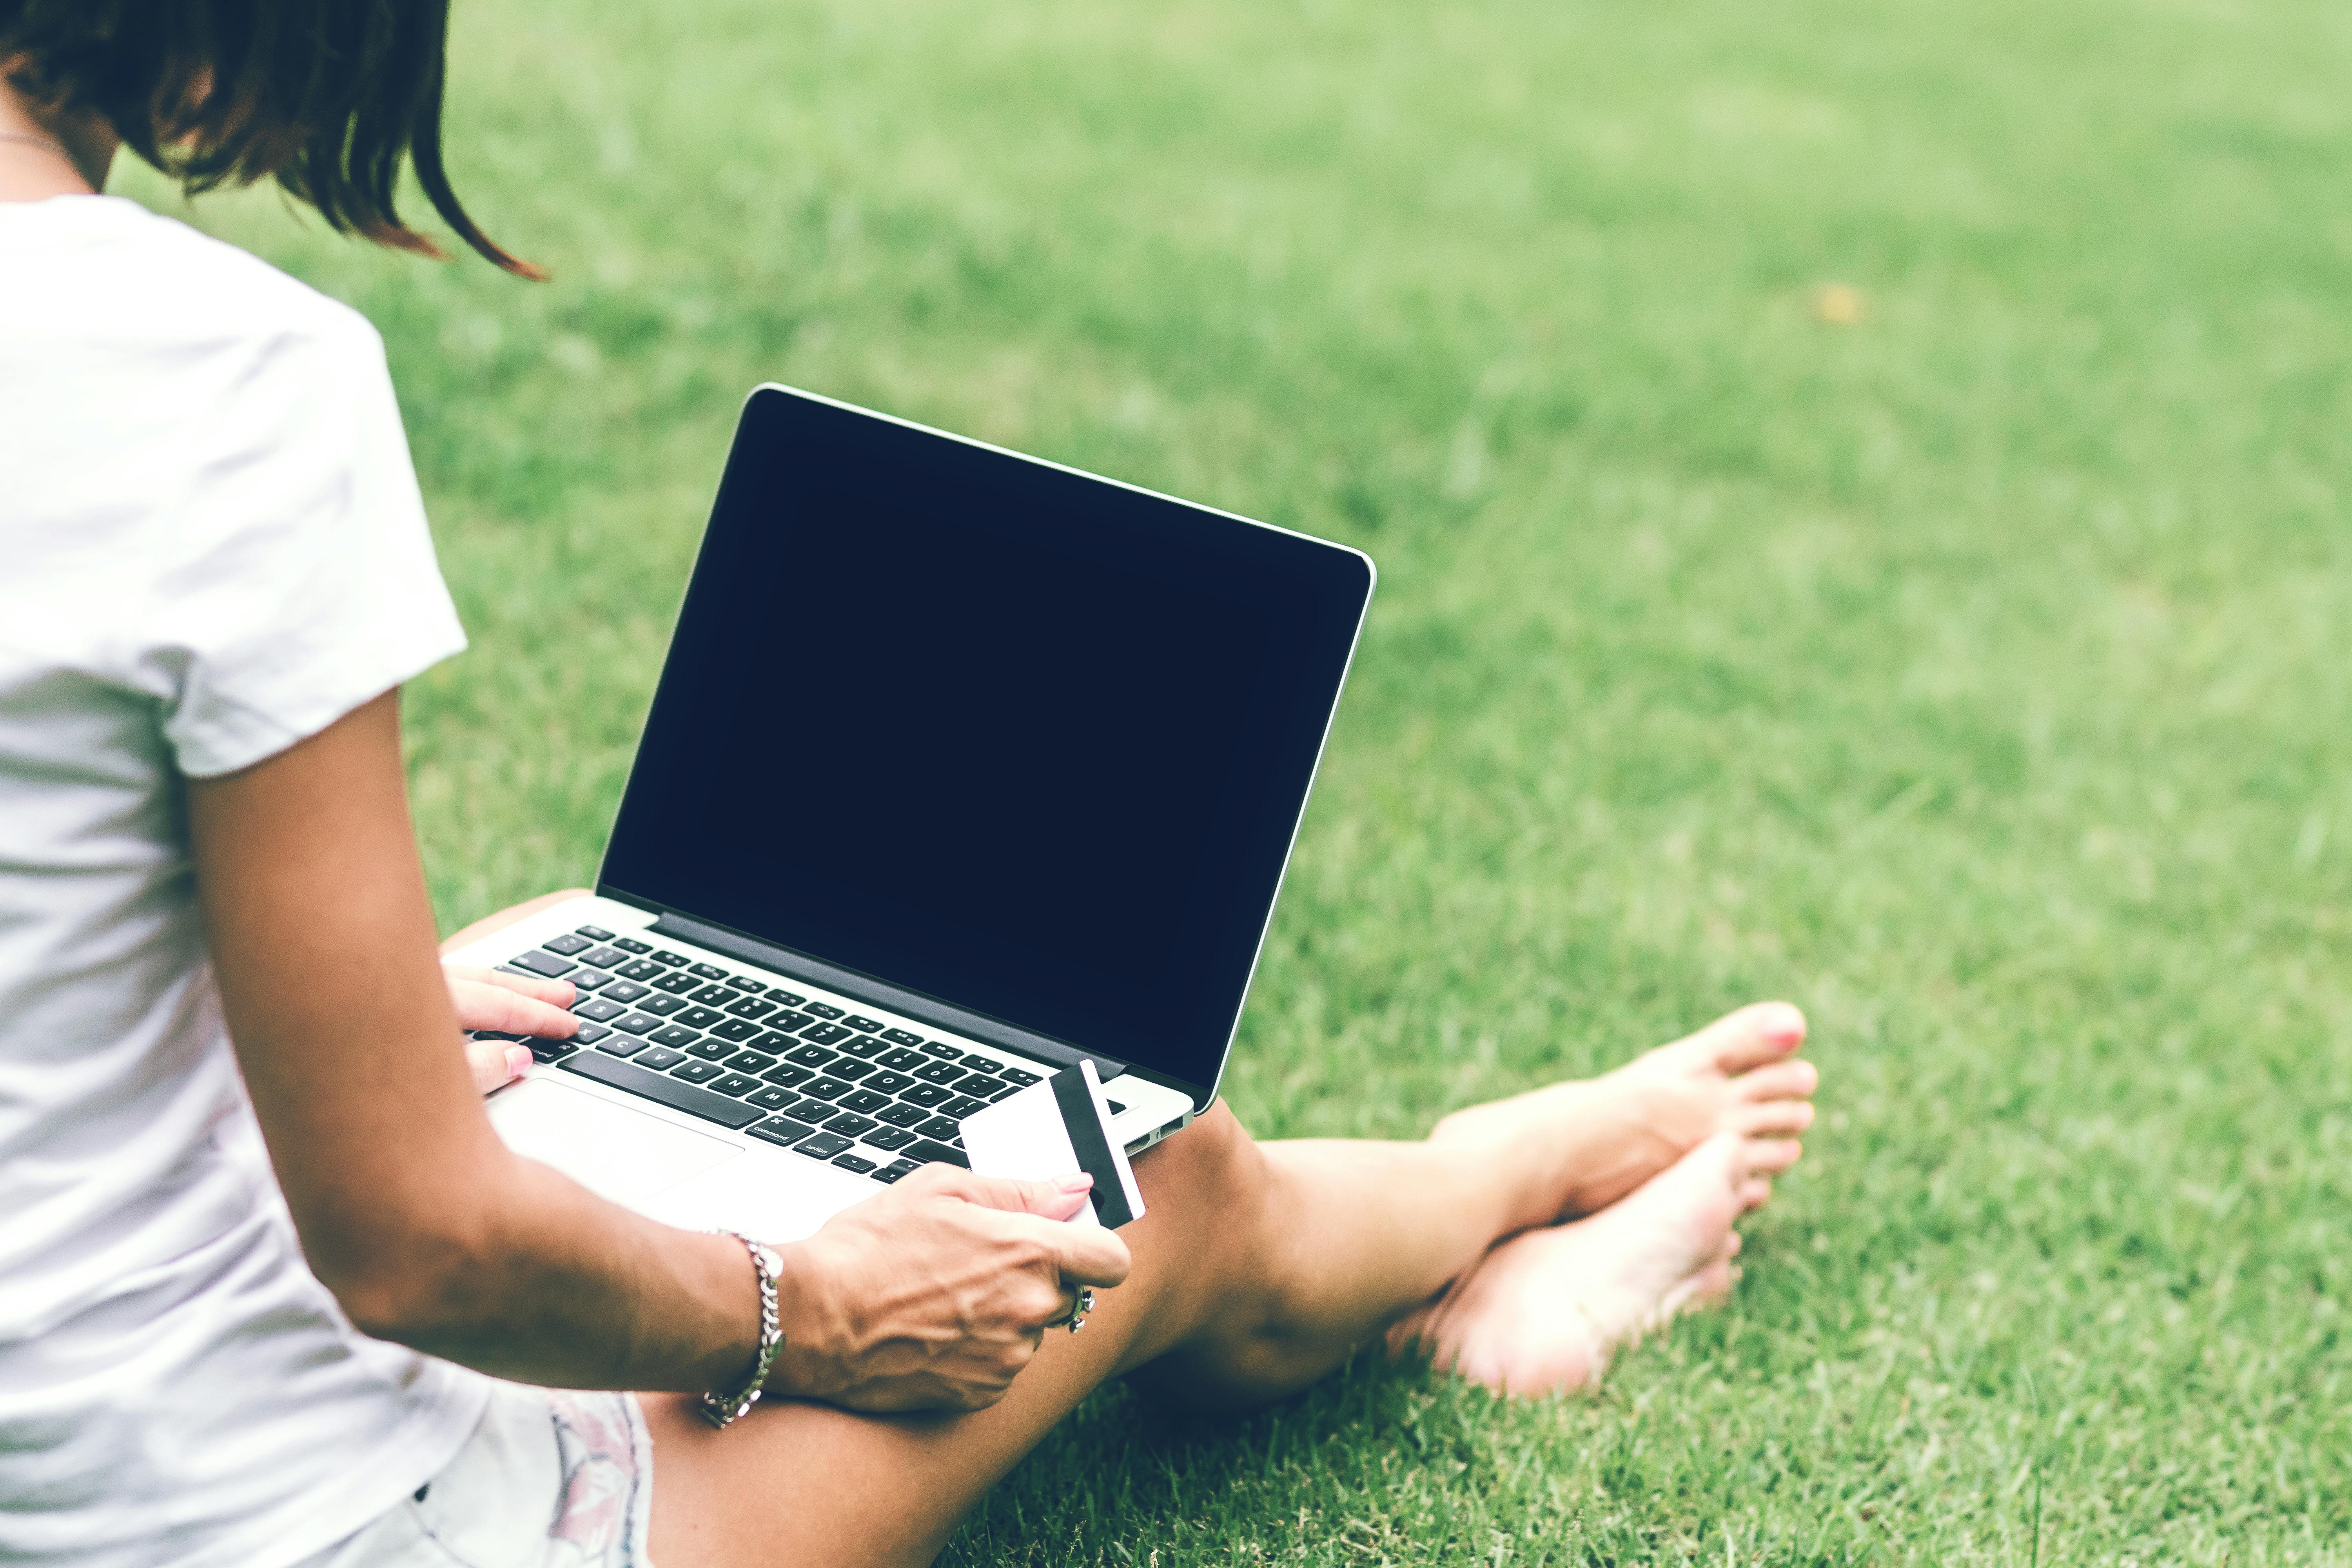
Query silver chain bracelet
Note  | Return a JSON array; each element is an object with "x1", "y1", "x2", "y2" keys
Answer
[{"x1": 698, "y1": 1231, "x2": 785, "y2": 1429}]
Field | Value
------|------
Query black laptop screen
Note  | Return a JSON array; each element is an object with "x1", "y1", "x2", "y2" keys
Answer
[{"x1": 597, "y1": 388, "x2": 1372, "y2": 1095}]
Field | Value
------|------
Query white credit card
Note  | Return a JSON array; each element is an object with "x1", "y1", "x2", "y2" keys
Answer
[{"x1": 959, "y1": 1060, "x2": 1145, "y2": 1228}]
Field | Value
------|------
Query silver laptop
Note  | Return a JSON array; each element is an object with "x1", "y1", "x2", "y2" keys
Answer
[{"x1": 454, "y1": 386, "x2": 1374, "y2": 1243}]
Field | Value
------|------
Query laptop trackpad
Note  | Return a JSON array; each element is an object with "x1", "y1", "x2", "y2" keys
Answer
[{"x1": 488, "y1": 1078, "x2": 743, "y2": 1207}]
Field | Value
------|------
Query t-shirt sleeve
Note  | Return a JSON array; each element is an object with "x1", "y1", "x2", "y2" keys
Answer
[{"x1": 148, "y1": 307, "x2": 467, "y2": 778}]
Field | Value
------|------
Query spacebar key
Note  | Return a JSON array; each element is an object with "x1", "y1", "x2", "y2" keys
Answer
[{"x1": 561, "y1": 1050, "x2": 766, "y2": 1129}]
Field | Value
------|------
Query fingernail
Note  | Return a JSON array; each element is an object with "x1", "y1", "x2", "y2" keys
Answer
[
  {"x1": 505, "y1": 1046, "x2": 532, "y2": 1079},
  {"x1": 1056, "y1": 1174, "x2": 1094, "y2": 1192}
]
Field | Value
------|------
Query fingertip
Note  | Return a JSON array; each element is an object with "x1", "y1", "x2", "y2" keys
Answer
[
  {"x1": 1054, "y1": 1173, "x2": 1094, "y2": 1194},
  {"x1": 504, "y1": 1045, "x2": 532, "y2": 1080}
]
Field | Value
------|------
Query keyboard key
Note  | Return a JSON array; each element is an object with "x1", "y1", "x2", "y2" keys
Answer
[
  {"x1": 653, "y1": 973, "x2": 701, "y2": 995},
  {"x1": 834, "y1": 1034, "x2": 884, "y2": 1060},
  {"x1": 794, "y1": 1132, "x2": 852, "y2": 1160},
  {"x1": 570, "y1": 969, "x2": 613, "y2": 992},
  {"x1": 726, "y1": 1049, "x2": 779, "y2": 1074},
  {"x1": 989, "y1": 1082, "x2": 1022, "y2": 1101},
  {"x1": 939, "y1": 1096, "x2": 987, "y2": 1119},
  {"x1": 918, "y1": 1116, "x2": 962, "y2": 1139},
  {"x1": 843, "y1": 1015, "x2": 884, "y2": 1033},
  {"x1": 770, "y1": 989, "x2": 807, "y2": 1007},
  {"x1": 960, "y1": 1053, "x2": 1003, "y2": 1071},
  {"x1": 689, "y1": 963, "x2": 730, "y2": 982},
  {"x1": 915, "y1": 1061, "x2": 965, "y2": 1085},
  {"x1": 709, "y1": 1071, "x2": 762, "y2": 1097},
  {"x1": 873, "y1": 1158, "x2": 922, "y2": 1184},
  {"x1": 572, "y1": 998, "x2": 626, "y2": 1023},
  {"x1": 839, "y1": 1090, "x2": 890, "y2": 1115},
  {"x1": 861, "y1": 1126, "x2": 918, "y2": 1152},
  {"x1": 526, "y1": 1038, "x2": 577, "y2": 1063},
  {"x1": 722, "y1": 975, "x2": 764, "y2": 995},
  {"x1": 786, "y1": 1045, "x2": 838, "y2": 1069},
  {"x1": 676, "y1": 1006, "x2": 725, "y2": 1030},
  {"x1": 831, "y1": 1153, "x2": 878, "y2": 1175},
  {"x1": 711, "y1": 1018, "x2": 760, "y2": 1042},
  {"x1": 880, "y1": 1029, "x2": 925, "y2": 1048},
  {"x1": 878, "y1": 1102, "x2": 930, "y2": 1128},
  {"x1": 900, "y1": 1084, "x2": 951, "y2": 1108},
  {"x1": 579, "y1": 946, "x2": 632, "y2": 970},
  {"x1": 685, "y1": 985, "x2": 729, "y2": 1007},
  {"x1": 617, "y1": 960, "x2": 665, "y2": 982},
  {"x1": 827, "y1": 1059, "x2": 875, "y2": 1082},
  {"x1": 745, "y1": 1086, "x2": 799, "y2": 1112},
  {"x1": 543, "y1": 933, "x2": 593, "y2": 956},
  {"x1": 636, "y1": 1045, "x2": 688, "y2": 1071},
  {"x1": 575, "y1": 924, "x2": 617, "y2": 942},
  {"x1": 671, "y1": 1059, "x2": 724, "y2": 1085},
  {"x1": 649, "y1": 950, "x2": 690, "y2": 967},
  {"x1": 801, "y1": 1077, "x2": 853, "y2": 1101},
  {"x1": 641, "y1": 995, "x2": 686, "y2": 1017},
  {"x1": 864, "y1": 1071, "x2": 915, "y2": 1096},
  {"x1": 602, "y1": 981, "x2": 651, "y2": 1005},
  {"x1": 769, "y1": 1011, "x2": 815, "y2": 1036},
  {"x1": 783, "y1": 1096, "x2": 838, "y2": 1122},
  {"x1": 560, "y1": 1051, "x2": 763, "y2": 1129},
  {"x1": 904, "y1": 1138, "x2": 968, "y2": 1169},
  {"x1": 824, "y1": 1111, "x2": 879, "y2": 1137},
  {"x1": 800, "y1": 1023, "x2": 854, "y2": 1047},
  {"x1": 512, "y1": 949, "x2": 577, "y2": 978},
  {"x1": 470, "y1": 1030, "x2": 524, "y2": 1042},
  {"x1": 747, "y1": 1116, "x2": 815, "y2": 1147},
  {"x1": 877, "y1": 1048, "x2": 923, "y2": 1072},
  {"x1": 612, "y1": 937, "x2": 652, "y2": 955},
  {"x1": 686, "y1": 1037, "x2": 735, "y2": 1061},
  {"x1": 573, "y1": 1022, "x2": 612, "y2": 1044},
  {"x1": 750, "y1": 1030, "x2": 800, "y2": 1053},
  {"x1": 725, "y1": 997, "x2": 776, "y2": 1020},
  {"x1": 596, "y1": 1035, "x2": 649, "y2": 1058},
  {"x1": 611, "y1": 1013, "x2": 662, "y2": 1036},
  {"x1": 955, "y1": 1073, "x2": 1008, "y2": 1097},
  {"x1": 650, "y1": 1026, "x2": 701, "y2": 1049},
  {"x1": 995, "y1": 1067, "x2": 1042, "y2": 1087},
  {"x1": 760, "y1": 1063, "x2": 815, "y2": 1089},
  {"x1": 802, "y1": 1002, "x2": 845, "y2": 1020},
  {"x1": 919, "y1": 1041, "x2": 965, "y2": 1060}
]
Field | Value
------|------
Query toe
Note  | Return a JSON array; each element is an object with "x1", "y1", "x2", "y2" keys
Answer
[
  {"x1": 1731, "y1": 1098, "x2": 1816, "y2": 1137},
  {"x1": 1738, "y1": 1177, "x2": 1772, "y2": 1211},
  {"x1": 1731, "y1": 1058, "x2": 1818, "y2": 1104},
  {"x1": 1672, "y1": 1002, "x2": 1807, "y2": 1076},
  {"x1": 1743, "y1": 1136, "x2": 1804, "y2": 1176}
]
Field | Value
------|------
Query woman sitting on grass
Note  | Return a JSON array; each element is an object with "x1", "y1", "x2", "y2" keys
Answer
[{"x1": 0, "y1": 4, "x2": 1817, "y2": 1565}]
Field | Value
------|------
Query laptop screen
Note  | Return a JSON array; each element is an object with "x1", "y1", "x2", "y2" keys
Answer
[{"x1": 597, "y1": 388, "x2": 1373, "y2": 1097}]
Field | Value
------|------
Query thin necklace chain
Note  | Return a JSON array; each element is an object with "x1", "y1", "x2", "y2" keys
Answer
[{"x1": 0, "y1": 129, "x2": 68, "y2": 158}]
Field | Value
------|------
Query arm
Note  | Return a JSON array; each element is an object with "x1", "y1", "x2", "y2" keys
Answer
[{"x1": 189, "y1": 689, "x2": 1130, "y2": 1406}]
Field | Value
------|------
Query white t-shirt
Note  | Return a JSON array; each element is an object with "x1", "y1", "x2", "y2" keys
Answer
[{"x1": 0, "y1": 196, "x2": 490, "y2": 1568}]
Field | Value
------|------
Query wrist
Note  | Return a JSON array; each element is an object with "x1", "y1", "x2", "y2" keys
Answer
[
  {"x1": 761, "y1": 1238, "x2": 840, "y2": 1400},
  {"x1": 698, "y1": 1230, "x2": 784, "y2": 1428}
]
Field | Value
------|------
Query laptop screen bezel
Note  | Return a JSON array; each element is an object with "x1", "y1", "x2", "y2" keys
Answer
[{"x1": 592, "y1": 384, "x2": 1376, "y2": 1111}]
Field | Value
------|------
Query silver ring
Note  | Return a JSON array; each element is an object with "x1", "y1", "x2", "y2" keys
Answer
[{"x1": 1065, "y1": 1287, "x2": 1095, "y2": 1333}]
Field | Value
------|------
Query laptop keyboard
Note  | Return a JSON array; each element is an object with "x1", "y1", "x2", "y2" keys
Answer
[{"x1": 476, "y1": 926, "x2": 1107, "y2": 1187}]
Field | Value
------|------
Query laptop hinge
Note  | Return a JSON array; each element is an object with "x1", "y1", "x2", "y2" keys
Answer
[{"x1": 648, "y1": 909, "x2": 1153, "y2": 1087}]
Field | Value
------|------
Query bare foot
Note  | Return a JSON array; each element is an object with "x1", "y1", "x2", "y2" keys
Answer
[
  {"x1": 1387, "y1": 1134, "x2": 1775, "y2": 1396},
  {"x1": 1429, "y1": 1002, "x2": 1815, "y2": 1228}
]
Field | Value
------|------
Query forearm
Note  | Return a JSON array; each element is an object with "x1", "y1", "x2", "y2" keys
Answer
[{"x1": 332, "y1": 1145, "x2": 763, "y2": 1395}]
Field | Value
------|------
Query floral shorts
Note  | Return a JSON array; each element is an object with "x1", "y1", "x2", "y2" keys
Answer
[{"x1": 294, "y1": 1384, "x2": 655, "y2": 1568}]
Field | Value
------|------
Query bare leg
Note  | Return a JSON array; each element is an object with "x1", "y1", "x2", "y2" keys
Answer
[{"x1": 646, "y1": 1008, "x2": 1816, "y2": 1566}]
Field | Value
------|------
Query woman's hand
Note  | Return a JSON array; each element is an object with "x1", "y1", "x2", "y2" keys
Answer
[
  {"x1": 773, "y1": 1165, "x2": 1134, "y2": 1412},
  {"x1": 445, "y1": 965, "x2": 578, "y2": 1094}
]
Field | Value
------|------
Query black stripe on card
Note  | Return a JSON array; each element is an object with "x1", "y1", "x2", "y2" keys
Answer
[{"x1": 1052, "y1": 1065, "x2": 1134, "y2": 1228}]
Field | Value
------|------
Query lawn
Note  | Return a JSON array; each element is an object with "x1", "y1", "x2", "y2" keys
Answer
[{"x1": 122, "y1": 0, "x2": 2352, "y2": 1558}]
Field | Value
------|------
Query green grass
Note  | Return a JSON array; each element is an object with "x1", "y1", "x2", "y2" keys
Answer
[{"x1": 120, "y1": 0, "x2": 2352, "y2": 1557}]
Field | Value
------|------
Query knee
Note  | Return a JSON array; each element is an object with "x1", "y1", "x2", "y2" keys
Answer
[{"x1": 1131, "y1": 1100, "x2": 1261, "y2": 1223}]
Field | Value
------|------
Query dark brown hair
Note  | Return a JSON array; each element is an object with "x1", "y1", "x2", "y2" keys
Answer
[{"x1": 0, "y1": 0, "x2": 541, "y2": 278}]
